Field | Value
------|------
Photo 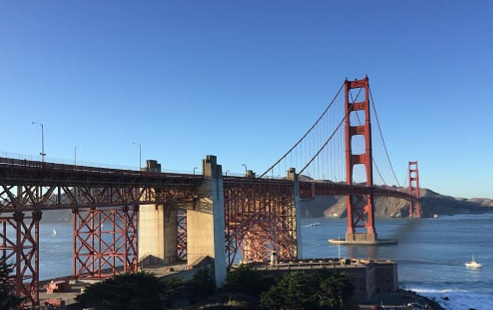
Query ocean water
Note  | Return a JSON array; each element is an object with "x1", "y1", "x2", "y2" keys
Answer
[
  {"x1": 301, "y1": 214, "x2": 493, "y2": 310},
  {"x1": 38, "y1": 213, "x2": 493, "y2": 310}
]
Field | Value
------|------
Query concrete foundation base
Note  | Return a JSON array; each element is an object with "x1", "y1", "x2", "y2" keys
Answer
[{"x1": 328, "y1": 238, "x2": 397, "y2": 246}]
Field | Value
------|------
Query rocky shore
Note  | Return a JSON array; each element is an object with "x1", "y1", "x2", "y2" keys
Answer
[{"x1": 360, "y1": 289, "x2": 446, "y2": 310}]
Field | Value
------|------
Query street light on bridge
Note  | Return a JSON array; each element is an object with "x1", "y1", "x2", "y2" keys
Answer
[
  {"x1": 132, "y1": 142, "x2": 142, "y2": 170},
  {"x1": 74, "y1": 145, "x2": 81, "y2": 167},
  {"x1": 31, "y1": 122, "x2": 46, "y2": 162},
  {"x1": 193, "y1": 167, "x2": 198, "y2": 175},
  {"x1": 242, "y1": 164, "x2": 247, "y2": 175}
]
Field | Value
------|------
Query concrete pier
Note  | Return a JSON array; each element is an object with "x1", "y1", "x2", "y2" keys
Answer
[
  {"x1": 138, "y1": 160, "x2": 180, "y2": 265},
  {"x1": 328, "y1": 238, "x2": 397, "y2": 246},
  {"x1": 287, "y1": 168, "x2": 303, "y2": 259},
  {"x1": 139, "y1": 205, "x2": 179, "y2": 265},
  {"x1": 187, "y1": 155, "x2": 227, "y2": 287}
]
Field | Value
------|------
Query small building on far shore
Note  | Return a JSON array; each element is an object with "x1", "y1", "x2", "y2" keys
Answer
[{"x1": 241, "y1": 257, "x2": 398, "y2": 301}]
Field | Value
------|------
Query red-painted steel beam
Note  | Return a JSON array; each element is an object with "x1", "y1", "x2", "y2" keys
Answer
[
  {"x1": 0, "y1": 157, "x2": 201, "y2": 213},
  {"x1": 72, "y1": 206, "x2": 138, "y2": 280},
  {"x1": 0, "y1": 211, "x2": 40, "y2": 307},
  {"x1": 223, "y1": 179, "x2": 297, "y2": 269}
]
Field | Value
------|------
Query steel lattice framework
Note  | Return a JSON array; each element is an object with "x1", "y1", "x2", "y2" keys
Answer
[
  {"x1": 223, "y1": 177, "x2": 298, "y2": 269},
  {"x1": 0, "y1": 157, "x2": 201, "y2": 305},
  {"x1": 0, "y1": 211, "x2": 40, "y2": 305},
  {"x1": 176, "y1": 210, "x2": 187, "y2": 261},
  {"x1": 73, "y1": 206, "x2": 138, "y2": 279}
]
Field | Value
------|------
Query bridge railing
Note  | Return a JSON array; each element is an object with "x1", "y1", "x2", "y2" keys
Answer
[
  {"x1": 0, "y1": 151, "x2": 136, "y2": 171},
  {"x1": 0, "y1": 152, "x2": 194, "y2": 176}
]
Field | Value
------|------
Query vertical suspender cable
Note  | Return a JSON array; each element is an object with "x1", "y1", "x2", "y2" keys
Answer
[{"x1": 259, "y1": 82, "x2": 344, "y2": 178}]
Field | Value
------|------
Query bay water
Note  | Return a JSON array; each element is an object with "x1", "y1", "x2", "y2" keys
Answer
[
  {"x1": 302, "y1": 214, "x2": 493, "y2": 310},
  {"x1": 39, "y1": 213, "x2": 493, "y2": 310}
]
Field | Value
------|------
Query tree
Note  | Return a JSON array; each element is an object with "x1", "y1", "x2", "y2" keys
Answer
[
  {"x1": 314, "y1": 271, "x2": 354, "y2": 310},
  {"x1": 76, "y1": 272, "x2": 165, "y2": 310},
  {"x1": 161, "y1": 276, "x2": 185, "y2": 308},
  {"x1": 259, "y1": 270, "x2": 355, "y2": 310},
  {"x1": 0, "y1": 262, "x2": 23, "y2": 310},
  {"x1": 224, "y1": 264, "x2": 275, "y2": 297},
  {"x1": 260, "y1": 271, "x2": 317, "y2": 310},
  {"x1": 184, "y1": 267, "x2": 216, "y2": 304}
]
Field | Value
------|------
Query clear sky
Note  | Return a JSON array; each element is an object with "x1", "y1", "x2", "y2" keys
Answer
[{"x1": 1, "y1": 1, "x2": 492, "y2": 199}]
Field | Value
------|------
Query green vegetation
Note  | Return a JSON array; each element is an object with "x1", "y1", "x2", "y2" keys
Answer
[
  {"x1": 76, "y1": 268, "x2": 215, "y2": 310},
  {"x1": 183, "y1": 267, "x2": 216, "y2": 304},
  {"x1": 223, "y1": 264, "x2": 275, "y2": 297},
  {"x1": 259, "y1": 270, "x2": 354, "y2": 310},
  {"x1": 76, "y1": 272, "x2": 166, "y2": 310},
  {"x1": 220, "y1": 265, "x2": 355, "y2": 309},
  {"x1": 0, "y1": 262, "x2": 24, "y2": 310},
  {"x1": 76, "y1": 266, "x2": 355, "y2": 310}
]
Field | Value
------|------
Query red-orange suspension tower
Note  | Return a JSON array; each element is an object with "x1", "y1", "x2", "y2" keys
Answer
[
  {"x1": 344, "y1": 77, "x2": 377, "y2": 242},
  {"x1": 408, "y1": 161, "x2": 421, "y2": 217}
]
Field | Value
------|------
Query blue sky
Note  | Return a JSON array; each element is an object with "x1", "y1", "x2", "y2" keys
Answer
[{"x1": 1, "y1": 1, "x2": 492, "y2": 199}]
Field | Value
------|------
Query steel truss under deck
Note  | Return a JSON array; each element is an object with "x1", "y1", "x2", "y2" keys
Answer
[
  {"x1": 73, "y1": 206, "x2": 138, "y2": 279},
  {"x1": 0, "y1": 157, "x2": 200, "y2": 306},
  {"x1": 223, "y1": 178, "x2": 298, "y2": 269}
]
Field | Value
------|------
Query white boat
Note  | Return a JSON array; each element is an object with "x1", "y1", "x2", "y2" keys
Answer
[
  {"x1": 51, "y1": 228, "x2": 57, "y2": 237},
  {"x1": 309, "y1": 222, "x2": 320, "y2": 227},
  {"x1": 465, "y1": 255, "x2": 482, "y2": 269}
]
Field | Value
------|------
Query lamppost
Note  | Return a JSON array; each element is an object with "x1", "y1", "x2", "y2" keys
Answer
[
  {"x1": 193, "y1": 167, "x2": 198, "y2": 175},
  {"x1": 225, "y1": 170, "x2": 230, "y2": 176},
  {"x1": 31, "y1": 122, "x2": 46, "y2": 162},
  {"x1": 74, "y1": 145, "x2": 81, "y2": 167},
  {"x1": 242, "y1": 164, "x2": 247, "y2": 175},
  {"x1": 132, "y1": 142, "x2": 141, "y2": 170}
]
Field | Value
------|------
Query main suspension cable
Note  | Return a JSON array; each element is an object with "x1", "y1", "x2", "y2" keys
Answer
[{"x1": 259, "y1": 81, "x2": 345, "y2": 178}]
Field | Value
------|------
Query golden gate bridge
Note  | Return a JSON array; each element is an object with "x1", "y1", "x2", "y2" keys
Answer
[{"x1": 0, "y1": 76, "x2": 420, "y2": 306}]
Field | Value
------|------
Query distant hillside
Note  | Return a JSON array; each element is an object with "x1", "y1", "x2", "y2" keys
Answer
[{"x1": 301, "y1": 187, "x2": 493, "y2": 218}]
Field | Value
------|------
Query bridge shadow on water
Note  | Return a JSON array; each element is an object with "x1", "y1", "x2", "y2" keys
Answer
[{"x1": 342, "y1": 218, "x2": 424, "y2": 260}]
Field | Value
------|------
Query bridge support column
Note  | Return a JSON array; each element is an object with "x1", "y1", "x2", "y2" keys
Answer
[
  {"x1": 138, "y1": 204, "x2": 178, "y2": 265},
  {"x1": 138, "y1": 160, "x2": 181, "y2": 266},
  {"x1": 408, "y1": 161, "x2": 421, "y2": 218},
  {"x1": 187, "y1": 155, "x2": 226, "y2": 287},
  {"x1": 344, "y1": 77, "x2": 378, "y2": 243},
  {"x1": 287, "y1": 168, "x2": 303, "y2": 259}
]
